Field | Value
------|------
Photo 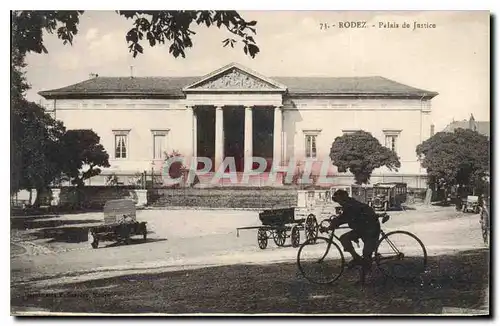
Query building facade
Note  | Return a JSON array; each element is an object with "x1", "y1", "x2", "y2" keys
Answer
[{"x1": 39, "y1": 63, "x2": 438, "y2": 188}]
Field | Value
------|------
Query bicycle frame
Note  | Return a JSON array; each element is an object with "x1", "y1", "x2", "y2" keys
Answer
[{"x1": 317, "y1": 226, "x2": 403, "y2": 263}]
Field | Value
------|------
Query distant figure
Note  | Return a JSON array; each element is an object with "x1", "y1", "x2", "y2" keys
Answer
[{"x1": 330, "y1": 190, "x2": 381, "y2": 269}]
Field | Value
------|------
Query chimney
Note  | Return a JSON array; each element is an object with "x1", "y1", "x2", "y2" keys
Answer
[
  {"x1": 430, "y1": 124, "x2": 435, "y2": 137},
  {"x1": 130, "y1": 66, "x2": 134, "y2": 78}
]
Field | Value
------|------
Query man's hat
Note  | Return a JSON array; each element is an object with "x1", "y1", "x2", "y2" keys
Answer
[{"x1": 332, "y1": 189, "x2": 349, "y2": 201}]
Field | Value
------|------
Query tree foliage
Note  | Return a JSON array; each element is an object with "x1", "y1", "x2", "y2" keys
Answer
[
  {"x1": 59, "y1": 130, "x2": 111, "y2": 187},
  {"x1": 12, "y1": 10, "x2": 259, "y2": 58},
  {"x1": 416, "y1": 128, "x2": 490, "y2": 191},
  {"x1": 329, "y1": 131, "x2": 401, "y2": 185},
  {"x1": 11, "y1": 100, "x2": 66, "y2": 196}
]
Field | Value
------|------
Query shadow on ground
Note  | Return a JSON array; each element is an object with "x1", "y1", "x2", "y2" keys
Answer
[
  {"x1": 11, "y1": 207, "x2": 103, "y2": 217},
  {"x1": 26, "y1": 225, "x2": 163, "y2": 245},
  {"x1": 11, "y1": 248, "x2": 489, "y2": 315},
  {"x1": 27, "y1": 226, "x2": 98, "y2": 243},
  {"x1": 99, "y1": 237, "x2": 168, "y2": 249},
  {"x1": 11, "y1": 218, "x2": 99, "y2": 231}
]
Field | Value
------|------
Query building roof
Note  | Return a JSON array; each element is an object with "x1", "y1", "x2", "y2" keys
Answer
[
  {"x1": 442, "y1": 116, "x2": 490, "y2": 138},
  {"x1": 39, "y1": 77, "x2": 200, "y2": 98},
  {"x1": 38, "y1": 63, "x2": 438, "y2": 100}
]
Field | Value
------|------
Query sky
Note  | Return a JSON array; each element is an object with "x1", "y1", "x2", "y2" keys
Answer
[{"x1": 24, "y1": 10, "x2": 490, "y2": 131}]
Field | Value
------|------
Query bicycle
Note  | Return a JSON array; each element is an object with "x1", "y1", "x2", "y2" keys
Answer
[{"x1": 297, "y1": 213, "x2": 428, "y2": 285}]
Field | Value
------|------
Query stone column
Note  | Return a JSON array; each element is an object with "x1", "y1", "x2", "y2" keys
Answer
[
  {"x1": 273, "y1": 106, "x2": 283, "y2": 167},
  {"x1": 215, "y1": 106, "x2": 224, "y2": 171},
  {"x1": 186, "y1": 106, "x2": 197, "y2": 160},
  {"x1": 244, "y1": 106, "x2": 253, "y2": 171},
  {"x1": 192, "y1": 107, "x2": 198, "y2": 159}
]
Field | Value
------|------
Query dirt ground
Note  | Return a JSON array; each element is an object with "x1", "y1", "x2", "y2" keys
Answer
[{"x1": 10, "y1": 204, "x2": 489, "y2": 314}]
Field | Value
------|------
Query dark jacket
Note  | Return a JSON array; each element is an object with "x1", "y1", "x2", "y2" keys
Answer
[{"x1": 333, "y1": 197, "x2": 380, "y2": 232}]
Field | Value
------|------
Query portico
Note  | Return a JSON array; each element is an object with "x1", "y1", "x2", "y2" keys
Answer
[
  {"x1": 182, "y1": 63, "x2": 287, "y2": 172},
  {"x1": 187, "y1": 104, "x2": 283, "y2": 172}
]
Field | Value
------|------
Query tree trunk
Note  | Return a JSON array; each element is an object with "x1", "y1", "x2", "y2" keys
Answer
[
  {"x1": 32, "y1": 187, "x2": 44, "y2": 208},
  {"x1": 28, "y1": 188, "x2": 33, "y2": 207}
]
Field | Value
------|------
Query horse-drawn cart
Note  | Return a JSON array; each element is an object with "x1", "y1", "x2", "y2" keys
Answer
[
  {"x1": 87, "y1": 199, "x2": 148, "y2": 249},
  {"x1": 236, "y1": 207, "x2": 319, "y2": 249}
]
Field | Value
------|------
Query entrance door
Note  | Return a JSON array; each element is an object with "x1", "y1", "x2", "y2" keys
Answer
[
  {"x1": 253, "y1": 108, "x2": 274, "y2": 172},
  {"x1": 196, "y1": 107, "x2": 215, "y2": 171},
  {"x1": 223, "y1": 107, "x2": 245, "y2": 172}
]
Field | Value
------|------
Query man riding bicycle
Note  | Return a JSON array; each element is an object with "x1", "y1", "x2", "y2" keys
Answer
[{"x1": 329, "y1": 189, "x2": 381, "y2": 270}]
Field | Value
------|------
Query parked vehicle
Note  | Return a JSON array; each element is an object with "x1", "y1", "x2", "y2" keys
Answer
[
  {"x1": 350, "y1": 184, "x2": 374, "y2": 204},
  {"x1": 87, "y1": 199, "x2": 147, "y2": 249},
  {"x1": 236, "y1": 207, "x2": 318, "y2": 249},
  {"x1": 368, "y1": 183, "x2": 408, "y2": 211},
  {"x1": 461, "y1": 195, "x2": 481, "y2": 214}
]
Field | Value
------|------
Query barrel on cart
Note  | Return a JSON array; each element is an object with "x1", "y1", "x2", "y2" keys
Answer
[
  {"x1": 87, "y1": 199, "x2": 148, "y2": 249},
  {"x1": 237, "y1": 207, "x2": 318, "y2": 249}
]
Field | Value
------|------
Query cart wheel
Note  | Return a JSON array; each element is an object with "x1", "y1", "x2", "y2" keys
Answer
[
  {"x1": 305, "y1": 214, "x2": 318, "y2": 242},
  {"x1": 273, "y1": 229, "x2": 286, "y2": 247},
  {"x1": 257, "y1": 228, "x2": 268, "y2": 249},
  {"x1": 291, "y1": 226, "x2": 300, "y2": 248},
  {"x1": 88, "y1": 231, "x2": 98, "y2": 249}
]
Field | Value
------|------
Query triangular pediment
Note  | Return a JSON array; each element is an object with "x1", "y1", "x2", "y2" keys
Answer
[{"x1": 183, "y1": 63, "x2": 287, "y2": 92}]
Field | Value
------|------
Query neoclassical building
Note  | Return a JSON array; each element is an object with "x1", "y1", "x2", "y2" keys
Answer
[{"x1": 39, "y1": 63, "x2": 438, "y2": 188}]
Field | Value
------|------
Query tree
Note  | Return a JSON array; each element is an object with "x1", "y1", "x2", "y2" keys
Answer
[
  {"x1": 12, "y1": 10, "x2": 259, "y2": 58},
  {"x1": 11, "y1": 47, "x2": 29, "y2": 194},
  {"x1": 416, "y1": 128, "x2": 489, "y2": 193},
  {"x1": 11, "y1": 27, "x2": 68, "y2": 197},
  {"x1": 329, "y1": 131, "x2": 401, "y2": 185},
  {"x1": 59, "y1": 130, "x2": 110, "y2": 187},
  {"x1": 12, "y1": 100, "x2": 66, "y2": 204}
]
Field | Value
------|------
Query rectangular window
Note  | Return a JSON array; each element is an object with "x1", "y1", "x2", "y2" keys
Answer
[
  {"x1": 152, "y1": 130, "x2": 169, "y2": 159},
  {"x1": 385, "y1": 135, "x2": 398, "y2": 153},
  {"x1": 115, "y1": 135, "x2": 128, "y2": 159},
  {"x1": 383, "y1": 129, "x2": 402, "y2": 155},
  {"x1": 303, "y1": 129, "x2": 321, "y2": 159},
  {"x1": 153, "y1": 134, "x2": 166, "y2": 159},
  {"x1": 305, "y1": 135, "x2": 317, "y2": 158},
  {"x1": 113, "y1": 129, "x2": 130, "y2": 159}
]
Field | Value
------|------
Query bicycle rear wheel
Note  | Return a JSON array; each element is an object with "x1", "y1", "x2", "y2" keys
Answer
[
  {"x1": 297, "y1": 237, "x2": 345, "y2": 284},
  {"x1": 374, "y1": 230, "x2": 427, "y2": 280}
]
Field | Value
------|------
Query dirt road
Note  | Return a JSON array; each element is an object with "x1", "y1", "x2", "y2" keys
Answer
[{"x1": 11, "y1": 204, "x2": 485, "y2": 289}]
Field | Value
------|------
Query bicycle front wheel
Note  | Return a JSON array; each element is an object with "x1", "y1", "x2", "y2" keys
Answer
[
  {"x1": 375, "y1": 230, "x2": 427, "y2": 280},
  {"x1": 297, "y1": 237, "x2": 345, "y2": 284}
]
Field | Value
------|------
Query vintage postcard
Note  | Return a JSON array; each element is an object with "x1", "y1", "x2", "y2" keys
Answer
[{"x1": 10, "y1": 10, "x2": 490, "y2": 316}]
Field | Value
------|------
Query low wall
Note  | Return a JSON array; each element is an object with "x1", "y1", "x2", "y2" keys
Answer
[
  {"x1": 149, "y1": 188, "x2": 297, "y2": 209},
  {"x1": 52, "y1": 187, "x2": 147, "y2": 209}
]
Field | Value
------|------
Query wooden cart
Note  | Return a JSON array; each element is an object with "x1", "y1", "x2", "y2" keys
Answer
[
  {"x1": 87, "y1": 199, "x2": 148, "y2": 249},
  {"x1": 236, "y1": 207, "x2": 318, "y2": 249}
]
